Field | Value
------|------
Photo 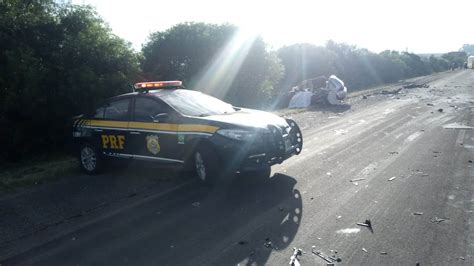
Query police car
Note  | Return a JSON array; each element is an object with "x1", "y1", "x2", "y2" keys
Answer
[{"x1": 72, "y1": 81, "x2": 303, "y2": 183}]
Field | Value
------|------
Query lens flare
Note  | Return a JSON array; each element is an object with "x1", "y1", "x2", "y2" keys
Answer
[{"x1": 190, "y1": 28, "x2": 258, "y2": 99}]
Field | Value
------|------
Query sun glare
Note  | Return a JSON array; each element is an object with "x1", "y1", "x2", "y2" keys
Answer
[{"x1": 190, "y1": 28, "x2": 258, "y2": 99}]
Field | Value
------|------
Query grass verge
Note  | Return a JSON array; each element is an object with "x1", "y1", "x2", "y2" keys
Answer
[{"x1": 0, "y1": 155, "x2": 78, "y2": 192}]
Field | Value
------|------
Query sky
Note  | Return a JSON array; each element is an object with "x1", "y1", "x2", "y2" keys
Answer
[{"x1": 71, "y1": 0, "x2": 474, "y2": 54}]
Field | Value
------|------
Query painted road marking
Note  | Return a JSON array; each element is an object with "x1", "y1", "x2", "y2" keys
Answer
[
  {"x1": 406, "y1": 131, "x2": 423, "y2": 143},
  {"x1": 456, "y1": 130, "x2": 466, "y2": 145}
]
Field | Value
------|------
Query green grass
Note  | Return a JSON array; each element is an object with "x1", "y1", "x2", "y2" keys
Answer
[{"x1": 0, "y1": 155, "x2": 79, "y2": 192}]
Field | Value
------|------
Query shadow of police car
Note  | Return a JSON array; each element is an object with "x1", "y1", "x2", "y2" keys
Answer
[{"x1": 72, "y1": 81, "x2": 303, "y2": 185}]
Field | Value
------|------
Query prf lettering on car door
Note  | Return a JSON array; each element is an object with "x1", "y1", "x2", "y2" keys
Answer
[{"x1": 101, "y1": 135, "x2": 125, "y2": 149}]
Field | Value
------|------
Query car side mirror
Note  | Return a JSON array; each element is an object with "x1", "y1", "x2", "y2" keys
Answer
[{"x1": 153, "y1": 113, "x2": 169, "y2": 123}]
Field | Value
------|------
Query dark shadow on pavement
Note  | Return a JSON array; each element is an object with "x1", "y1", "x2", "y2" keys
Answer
[
  {"x1": 307, "y1": 103, "x2": 351, "y2": 113},
  {"x1": 188, "y1": 172, "x2": 302, "y2": 265},
  {"x1": 2, "y1": 167, "x2": 301, "y2": 266}
]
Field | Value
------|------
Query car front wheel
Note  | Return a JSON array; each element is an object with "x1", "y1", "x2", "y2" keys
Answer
[{"x1": 79, "y1": 144, "x2": 102, "y2": 174}]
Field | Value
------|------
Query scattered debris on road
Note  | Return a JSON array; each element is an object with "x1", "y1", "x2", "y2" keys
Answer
[
  {"x1": 362, "y1": 248, "x2": 368, "y2": 253},
  {"x1": 380, "y1": 251, "x2": 388, "y2": 255},
  {"x1": 311, "y1": 246, "x2": 342, "y2": 264},
  {"x1": 388, "y1": 176, "x2": 397, "y2": 181},
  {"x1": 431, "y1": 217, "x2": 450, "y2": 224},
  {"x1": 337, "y1": 215, "x2": 342, "y2": 219},
  {"x1": 357, "y1": 219, "x2": 372, "y2": 229},
  {"x1": 350, "y1": 178, "x2": 366, "y2": 182},
  {"x1": 238, "y1": 240, "x2": 249, "y2": 245},
  {"x1": 469, "y1": 160, "x2": 472, "y2": 163},
  {"x1": 264, "y1": 238, "x2": 273, "y2": 248},
  {"x1": 328, "y1": 250, "x2": 342, "y2": 263},
  {"x1": 413, "y1": 212, "x2": 424, "y2": 216},
  {"x1": 437, "y1": 108, "x2": 443, "y2": 113},
  {"x1": 381, "y1": 88, "x2": 403, "y2": 95},
  {"x1": 191, "y1": 201, "x2": 200, "y2": 207},
  {"x1": 356, "y1": 219, "x2": 374, "y2": 232},
  {"x1": 404, "y1": 83, "x2": 429, "y2": 89},
  {"x1": 334, "y1": 129, "x2": 348, "y2": 135},
  {"x1": 289, "y1": 248, "x2": 303, "y2": 266},
  {"x1": 389, "y1": 151, "x2": 399, "y2": 155},
  {"x1": 427, "y1": 103, "x2": 434, "y2": 106}
]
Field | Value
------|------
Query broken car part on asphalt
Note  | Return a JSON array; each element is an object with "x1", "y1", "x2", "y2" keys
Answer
[
  {"x1": 311, "y1": 246, "x2": 342, "y2": 264},
  {"x1": 431, "y1": 217, "x2": 450, "y2": 224},
  {"x1": 289, "y1": 248, "x2": 303, "y2": 266},
  {"x1": 350, "y1": 178, "x2": 366, "y2": 182}
]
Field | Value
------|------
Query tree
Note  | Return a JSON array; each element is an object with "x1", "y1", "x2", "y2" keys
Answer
[
  {"x1": 461, "y1": 44, "x2": 474, "y2": 55},
  {"x1": 141, "y1": 22, "x2": 283, "y2": 108},
  {"x1": 276, "y1": 41, "x2": 450, "y2": 94},
  {"x1": 428, "y1": 55, "x2": 449, "y2": 72},
  {"x1": 0, "y1": 0, "x2": 140, "y2": 161},
  {"x1": 141, "y1": 23, "x2": 236, "y2": 82},
  {"x1": 442, "y1": 51, "x2": 468, "y2": 67}
]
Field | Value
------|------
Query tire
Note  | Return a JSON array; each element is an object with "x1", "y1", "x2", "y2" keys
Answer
[
  {"x1": 193, "y1": 144, "x2": 220, "y2": 185},
  {"x1": 78, "y1": 143, "x2": 102, "y2": 174}
]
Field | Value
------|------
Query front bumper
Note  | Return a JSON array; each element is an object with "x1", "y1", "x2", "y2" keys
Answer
[{"x1": 213, "y1": 119, "x2": 303, "y2": 171}]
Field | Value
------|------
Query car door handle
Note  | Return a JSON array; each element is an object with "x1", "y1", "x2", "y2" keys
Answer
[
  {"x1": 94, "y1": 129, "x2": 103, "y2": 132},
  {"x1": 129, "y1": 131, "x2": 141, "y2": 135}
]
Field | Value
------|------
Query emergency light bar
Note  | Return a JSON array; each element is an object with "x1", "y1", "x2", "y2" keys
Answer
[{"x1": 134, "y1": 81, "x2": 182, "y2": 90}]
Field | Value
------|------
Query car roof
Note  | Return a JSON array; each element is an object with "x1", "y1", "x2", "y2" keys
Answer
[
  {"x1": 110, "y1": 89, "x2": 196, "y2": 101},
  {"x1": 147, "y1": 88, "x2": 198, "y2": 98}
]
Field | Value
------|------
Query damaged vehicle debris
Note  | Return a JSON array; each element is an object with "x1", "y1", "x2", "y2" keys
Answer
[{"x1": 287, "y1": 75, "x2": 348, "y2": 108}]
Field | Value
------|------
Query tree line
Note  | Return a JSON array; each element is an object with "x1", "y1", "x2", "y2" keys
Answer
[{"x1": 0, "y1": 0, "x2": 469, "y2": 162}]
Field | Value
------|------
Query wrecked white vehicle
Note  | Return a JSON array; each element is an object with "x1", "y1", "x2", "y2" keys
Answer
[{"x1": 288, "y1": 75, "x2": 348, "y2": 108}]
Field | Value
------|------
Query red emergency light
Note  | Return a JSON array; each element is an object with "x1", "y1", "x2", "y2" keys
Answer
[{"x1": 134, "y1": 80, "x2": 182, "y2": 90}]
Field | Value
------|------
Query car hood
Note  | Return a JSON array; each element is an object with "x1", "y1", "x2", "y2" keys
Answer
[{"x1": 201, "y1": 108, "x2": 288, "y2": 129}]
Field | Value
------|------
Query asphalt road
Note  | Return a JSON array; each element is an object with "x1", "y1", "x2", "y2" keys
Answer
[{"x1": 4, "y1": 70, "x2": 474, "y2": 265}]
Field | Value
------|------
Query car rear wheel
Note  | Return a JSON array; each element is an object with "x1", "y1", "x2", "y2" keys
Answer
[
  {"x1": 194, "y1": 145, "x2": 219, "y2": 185},
  {"x1": 79, "y1": 144, "x2": 102, "y2": 174}
]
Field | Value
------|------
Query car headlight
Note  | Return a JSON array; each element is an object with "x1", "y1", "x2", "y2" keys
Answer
[{"x1": 217, "y1": 129, "x2": 256, "y2": 141}]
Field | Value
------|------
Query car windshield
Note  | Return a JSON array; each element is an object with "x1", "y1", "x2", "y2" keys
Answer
[{"x1": 158, "y1": 89, "x2": 236, "y2": 117}]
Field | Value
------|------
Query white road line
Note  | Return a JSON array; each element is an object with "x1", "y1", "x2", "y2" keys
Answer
[
  {"x1": 405, "y1": 131, "x2": 423, "y2": 143},
  {"x1": 456, "y1": 130, "x2": 466, "y2": 145}
]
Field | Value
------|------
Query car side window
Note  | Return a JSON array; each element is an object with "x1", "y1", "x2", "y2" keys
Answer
[
  {"x1": 133, "y1": 97, "x2": 170, "y2": 122},
  {"x1": 103, "y1": 98, "x2": 130, "y2": 121},
  {"x1": 92, "y1": 106, "x2": 105, "y2": 119}
]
